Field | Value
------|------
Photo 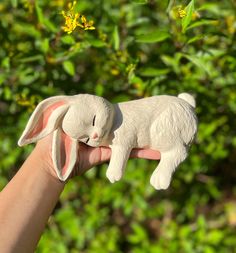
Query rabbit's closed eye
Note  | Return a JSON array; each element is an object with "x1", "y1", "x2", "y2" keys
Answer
[{"x1": 92, "y1": 115, "x2": 96, "y2": 126}]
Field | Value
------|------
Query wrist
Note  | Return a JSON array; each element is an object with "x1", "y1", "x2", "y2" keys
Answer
[{"x1": 32, "y1": 142, "x2": 65, "y2": 186}]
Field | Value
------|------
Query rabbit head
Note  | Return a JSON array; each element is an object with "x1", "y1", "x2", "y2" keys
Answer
[
  {"x1": 62, "y1": 94, "x2": 115, "y2": 147},
  {"x1": 18, "y1": 94, "x2": 115, "y2": 181}
]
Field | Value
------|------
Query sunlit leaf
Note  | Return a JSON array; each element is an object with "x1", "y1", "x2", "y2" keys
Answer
[
  {"x1": 63, "y1": 61, "x2": 75, "y2": 76},
  {"x1": 187, "y1": 19, "x2": 219, "y2": 30},
  {"x1": 112, "y1": 26, "x2": 120, "y2": 50},
  {"x1": 19, "y1": 55, "x2": 44, "y2": 63},
  {"x1": 182, "y1": 0, "x2": 195, "y2": 33},
  {"x1": 35, "y1": 1, "x2": 57, "y2": 32},
  {"x1": 35, "y1": 1, "x2": 44, "y2": 24},
  {"x1": 136, "y1": 31, "x2": 170, "y2": 43},
  {"x1": 187, "y1": 35, "x2": 204, "y2": 44},
  {"x1": 11, "y1": 0, "x2": 17, "y2": 8},
  {"x1": 166, "y1": 0, "x2": 175, "y2": 13},
  {"x1": 139, "y1": 68, "x2": 170, "y2": 77},
  {"x1": 183, "y1": 54, "x2": 209, "y2": 74},
  {"x1": 132, "y1": 0, "x2": 148, "y2": 4},
  {"x1": 61, "y1": 35, "x2": 76, "y2": 45},
  {"x1": 88, "y1": 39, "x2": 107, "y2": 48}
]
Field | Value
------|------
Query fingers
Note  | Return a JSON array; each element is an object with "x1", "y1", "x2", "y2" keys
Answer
[
  {"x1": 75, "y1": 144, "x2": 161, "y2": 177},
  {"x1": 81, "y1": 145, "x2": 160, "y2": 168},
  {"x1": 76, "y1": 145, "x2": 111, "y2": 174},
  {"x1": 98, "y1": 147, "x2": 111, "y2": 163},
  {"x1": 99, "y1": 147, "x2": 160, "y2": 161},
  {"x1": 130, "y1": 148, "x2": 161, "y2": 160}
]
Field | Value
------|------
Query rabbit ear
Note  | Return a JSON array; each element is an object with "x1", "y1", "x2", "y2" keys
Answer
[
  {"x1": 18, "y1": 96, "x2": 70, "y2": 146},
  {"x1": 52, "y1": 128, "x2": 78, "y2": 181}
]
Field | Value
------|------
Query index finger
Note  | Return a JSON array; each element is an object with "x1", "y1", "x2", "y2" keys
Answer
[{"x1": 130, "y1": 148, "x2": 161, "y2": 160}]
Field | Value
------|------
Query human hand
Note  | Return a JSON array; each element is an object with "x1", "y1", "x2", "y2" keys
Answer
[
  {"x1": 71, "y1": 143, "x2": 161, "y2": 177},
  {"x1": 34, "y1": 133, "x2": 161, "y2": 180}
]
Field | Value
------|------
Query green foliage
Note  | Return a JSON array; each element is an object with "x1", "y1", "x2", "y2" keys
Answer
[
  {"x1": 182, "y1": 0, "x2": 195, "y2": 33},
  {"x1": 0, "y1": 0, "x2": 236, "y2": 252},
  {"x1": 135, "y1": 30, "x2": 170, "y2": 43}
]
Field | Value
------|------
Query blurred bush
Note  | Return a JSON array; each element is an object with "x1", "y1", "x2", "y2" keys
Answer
[{"x1": 0, "y1": 0, "x2": 236, "y2": 252}]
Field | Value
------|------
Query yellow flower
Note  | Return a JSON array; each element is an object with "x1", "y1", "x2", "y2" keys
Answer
[
  {"x1": 178, "y1": 8, "x2": 187, "y2": 19},
  {"x1": 61, "y1": 1, "x2": 95, "y2": 34},
  {"x1": 110, "y1": 68, "x2": 119, "y2": 76},
  {"x1": 170, "y1": 5, "x2": 187, "y2": 20},
  {"x1": 79, "y1": 15, "x2": 95, "y2": 30},
  {"x1": 61, "y1": 10, "x2": 79, "y2": 34}
]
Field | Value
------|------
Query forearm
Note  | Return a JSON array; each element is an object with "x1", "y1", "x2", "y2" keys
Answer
[{"x1": 0, "y1": 146, "x2": 65, "y2": 253}]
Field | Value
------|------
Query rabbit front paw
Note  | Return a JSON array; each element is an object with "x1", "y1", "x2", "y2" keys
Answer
[
  {"x1": 106, "y1": 168, "x2": 123, "y2": 183},
  {"x1": 150, "y1": 170, "x2": 171, "y2": 190}
]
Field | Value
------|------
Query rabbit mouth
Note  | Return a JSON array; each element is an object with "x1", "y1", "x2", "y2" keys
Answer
[
  {"x1": 80, "y1": 129, "x2": 108, "y2": 147},
  {"x1": 83, "y1": 136, "x2": 101, "y2": 147},
  {"x1": 87, "y1": 139, "x2": 100, "y2": 147}
]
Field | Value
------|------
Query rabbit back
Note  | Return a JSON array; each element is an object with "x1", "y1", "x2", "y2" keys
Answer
[
  {"x1": 149, "y1": 96, "x2": 197, "y2": 151},
  {"x1": 116, "y1": 95, "x2": 197, "y2": 151}
]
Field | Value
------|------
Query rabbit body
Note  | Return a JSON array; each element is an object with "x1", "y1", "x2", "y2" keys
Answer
[
  {"x1": 103, "y1": 95, "x2": 197, "y2": 189},
  {"x1": 18, "y1": 93, "x2": 197, "y2": 190}
]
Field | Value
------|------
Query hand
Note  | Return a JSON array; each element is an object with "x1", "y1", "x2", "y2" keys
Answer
[
  {"x1": 72, "y1": 143, "x2": 161, "y2": 176},
  {"x1": 34, "y1": 133, "x2": 161, "y2": 180}
]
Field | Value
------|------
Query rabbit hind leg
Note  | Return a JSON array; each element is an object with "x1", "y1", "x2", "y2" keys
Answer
[{"x1": 150, "y1": 145, "x2": 187, "y2": 190}]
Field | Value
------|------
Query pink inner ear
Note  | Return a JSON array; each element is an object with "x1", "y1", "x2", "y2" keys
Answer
[
  {"x1": 26, "y1": 101, "x2": 65, "y2": 139},
  {"x1": 60, "y1": 130, "x2": 72, "y2": 177}
]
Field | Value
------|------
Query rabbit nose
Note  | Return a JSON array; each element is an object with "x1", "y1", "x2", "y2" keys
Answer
[{"x1": 91, "y1": 132, "x2": 98, "y2": 140}]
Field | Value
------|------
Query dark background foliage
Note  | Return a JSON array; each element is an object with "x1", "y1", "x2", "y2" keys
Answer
[{"x1": 0, "y1": 0, "x2": 236, "y2": 252}]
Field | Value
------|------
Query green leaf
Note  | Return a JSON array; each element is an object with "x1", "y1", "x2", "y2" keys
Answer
[
  {"x1": 136, "y1": 31, "x2": 170, "y2": 43},
  {"x1": 187, "y1": 19, "x2": 219, "y2": 30},
  {"x1": 197, "y1": 3, "x2": 221, "y2": 15},
  {"x1": 166, "y1": 0, "x2": 175, "y2": 13},
  {"x1": 183, "y1": 54, "x2": 205, "y2": 69},
  {"x1": 187, "y1": 35, "x2": 204, "y2": 44},
  {"x1": 43, "y1": 19, "x2": 57, "y2": 33},
  {"x1": 19, "y1": 73, "x2": 40, "y2": 85},
  {"x1": 19, "y1": 55, "x2": 44, "y2": 63},
  {"x1": 132, "y1": 0, "x2": 148, "y2": 4},
  {"x1": 112, "y1": 26, "x2": 120, "y2": 50},
  {"x1": 61, "y1": 35, "x2": 76, "y2": 45},
  {"x1": 0, "y1": 73, "x2": 7, "y2": 85},
  {"x1": 40, "y1": 38, "x2": 49, "y2": 54},
  {"x1": 13, "y1": 23, "x2": 41, "y2": 38},
  {"x1": 207, "y1": 230, "x2": 224, "y2": 244},
  {"x1": 183, "y1": 54, "x2": 209, "y2": 74},
  {"x1": 182, "y1": 0, "x2": 195, "y2": 33},
  {"x1": 88, "y1": 39, "x2": 107, "y2": 48},
  {"x1": 35, "y1": 1, "x2": 44, "y2": 24},
  {"x1": 35, "y1": 1, "x2": 57, "y2": 32},
  {"x1": 139, "y1": 67, "x2": 170, "y2": 77},
  {"x1": 11, "y1": 0, "x2": 17, "y2": 8},
  {"x1": 1, "y1": 57, "x2": 10, "y2": 70},
  {"x1": 63, "y1": 61, "x2": 75, "y2": 76},
  {"x1": 161, "y1": 53, "x2": 182, "y2": 73},
  {"x1": 95, "y1": 83, "x2": 104, "y2": 96}
]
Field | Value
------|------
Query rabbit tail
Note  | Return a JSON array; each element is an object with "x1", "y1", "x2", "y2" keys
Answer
[{"x1": 178, "y1": 93, "x2": 196, "y2": 108}]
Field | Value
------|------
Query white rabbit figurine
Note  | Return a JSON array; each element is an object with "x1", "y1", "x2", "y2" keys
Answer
[{"x1": 18, "y1": 93, "x2": 197, "y2": 190}]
